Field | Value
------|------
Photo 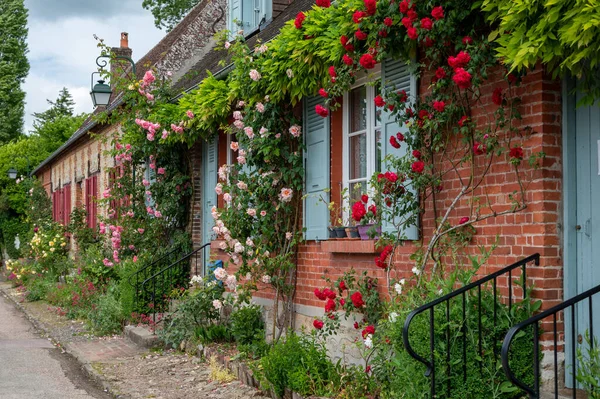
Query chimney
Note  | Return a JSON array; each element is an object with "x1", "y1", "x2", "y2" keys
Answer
[{"x1": 110, "y1": 32, "x2": 134, "y2": 81}]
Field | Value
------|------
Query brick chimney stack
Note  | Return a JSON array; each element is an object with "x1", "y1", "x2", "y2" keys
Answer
[{"x1": 110, "y1": 32, "x2": 134, "y2": 81}]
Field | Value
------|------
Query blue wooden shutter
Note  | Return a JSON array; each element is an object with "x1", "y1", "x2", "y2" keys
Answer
[
  {"x1": 228, "y1": 0, "x2": 242, "y2": 35},
  {"x1": 303, "y1": 96, "x2": 330, "y2": 241},
  {"x1": 381, "y1": 58, "x2": 419, "y2": 240},
  {"x1": 203, "y1": 136, "x2": 218, "y2": 255}
]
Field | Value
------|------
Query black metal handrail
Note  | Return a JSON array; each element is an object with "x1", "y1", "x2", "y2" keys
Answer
[
  {"x1": 402, "y1": 253, "x2": 540, "y2": 398},
  {"x1": 128, "y1": 247, "x2": 182, "y2": 310},
  {"x1": 141, "y1": 243, "x2": 211, "y2": 325},
  {"x1": 502, "y1": 283, "x2": 600, "y2": 399}
]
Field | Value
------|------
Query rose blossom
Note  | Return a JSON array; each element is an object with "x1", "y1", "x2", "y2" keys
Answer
[
  {"x1": 230, "y1": 141, "x2": 239, "y2": 151},
  {"x1": 237, "y1": 181, "x2": 248, "y2": 190},
  {"x1": 234, "y1": 242, "x2": 244, "y2": 253},
  {"x1": 260, "y1": 210, "x2": 267, "y2": 217},
  {"x1": 244, "y1": 126, "x2": 255, "y2": 139},
  {"x1": 249, "y1": 69, "x2": 261, "y2": 81},
  {"x1": 261, "y1": 275, "x2": 271, "y2": 284},
  {"x1": 289, "y1": 125, "x2": 301, "y2": 137},
  {"x1": 215, "y1": 183, "x2": 223, "y2": 195},
  {"x1": 223, "y1": 193, "x2": 232, "y2": 203},
  {"x1": 279, "y1": 187, "x2": 293, "y2": 202},
  {"x1": 225, "y1": 275, "x2": 237, "y2": 290},
  {"x1": 213, "y1": 300, "x2": 223, "y2": 310},
  {"x1": 286, "y1": 232, "x2": 293, "y2": 240},
  {"x1": 255, "y1": 102, "x2": 265, "y2": 113},
  {"x1": 247, "y1": 208, "x2": 257, "y2": 217}
]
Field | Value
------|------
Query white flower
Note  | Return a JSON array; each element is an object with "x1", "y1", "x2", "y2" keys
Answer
[
  {"x1": 364, "y1": 335, "x2": 373, "y2": 349},
  {"x1": 286, "y1": 68, "x2": 293, "y2": 78},
  {"x1": 215, "y1": 183, "x2": 223, "y2": 195},
  {"x1": 256, "y1": 44, "x2": 268, "y2": 53},
  {"x1": 246, "y1": 237, "x2": 254, "y2": 247},
  {"x1": 233, "y1": 111, "x2": 243, "y2": 120},
  {"x1": 237, "y1": 155, "x2": 246, "y2": 165},
  {"x1": 247, "y1": 208, "x2": 257, "y2": 217},
  {"x1": 224, "y1": 41, "x2": 231, "y2": 49},
  {"x1": 223, "y1": 193, "x2": 232, "y2": 203},
  {"x1": 259, "y1": 126, "x2": 269, "y2": 137},
  {"x1": 190, "y1": 275, "x2": 203, "y2": 286},
  {"x1": 249, "y1": 69, "x2": 261, "y2": 81},
  {"x1": 213, "y1": 300, "x2": 223, "y2": 310},
  {"x1": 261, "y1": 275, "x2": 271, "y2": 284},
  {"x1": 394, "y1": 283, "x2": 403, "y2": 295},
  {"x1": 438, "y1": 289, "x2": 443, "y2": 295},
  {"x1": 237, "y1": 181, "x2": 248, "y2": 190},
  {"x1": 225, "y1": 275, "x2": 237, "y2": 290},
  {"x1": 389, "y1": 312, "x2": 398, "y2": 323},
  {"x1": 285, "y1": 232, "x2": 293, "y2": 240},
  {"x1": 245, "y1": 272, "x2": 252, "y2": 281},
  {"x1": 234, "y1": 242, "x2": 244, "y2": 253},
  {"x1": 214, "y1": 267, "x2": 227, "y2": 281},
  {"x1": 288, "y1": 125, "x2": 301, "y2": 137},
  {"x1": 279, "y1": 188, "x2": 293, "y2": 202},
  {"x1": 412, "y1": 267, "x2": 421, "y2": 276},
  {"x1": 218, "y1": 165, "x2": 230, "y2": 180},
  {"x1": 219, "y1": 241, "x2": 228, "y2": 250}
]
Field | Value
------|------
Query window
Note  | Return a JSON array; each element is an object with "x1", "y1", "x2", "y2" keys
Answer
[
  {"x1": 144, "y1": 160, "x2": 156, "y2": 208},
  {"x1": 85, "y1": 175, "x2": 98, "y2": 229},
  {"x1": 228, "y1": 0, "x2": 272, "y2": 37},
  {"x1": 343, "y1": 79, "x2": 382, "y2": 205}
]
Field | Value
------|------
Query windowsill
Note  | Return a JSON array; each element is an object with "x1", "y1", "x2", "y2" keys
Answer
[{"x1": 321, "y1": 239, "x2": 382, "y2": 254}]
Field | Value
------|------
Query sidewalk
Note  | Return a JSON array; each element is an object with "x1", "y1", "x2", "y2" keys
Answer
[{"x1": 0, "y1": 281, "x2": 268, "y2": 399}]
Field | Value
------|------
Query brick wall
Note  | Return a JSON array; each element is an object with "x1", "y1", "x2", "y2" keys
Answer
[{"x1": 189, "y1": 141, "x2": 203, "y2": 249}]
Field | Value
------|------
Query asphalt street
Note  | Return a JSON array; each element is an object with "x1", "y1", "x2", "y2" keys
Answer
[{"x1": 0, "y1": 294, "x2": 110, "y2": 399}]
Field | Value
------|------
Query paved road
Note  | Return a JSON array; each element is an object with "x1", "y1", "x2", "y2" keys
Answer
[{"x1": 0, "y1": 294, "x2": 110, "y2": 399}]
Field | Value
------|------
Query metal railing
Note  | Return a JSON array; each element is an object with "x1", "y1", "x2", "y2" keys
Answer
[
  {"x1": 141, "y1": 243, "x2": 211, "y2": 324},
  {"x1": 502, "y1": 283, "x2": 600, "y2": 399},
  {"x1": 402, "y1": 253, "x2": 540, "y2": 398},
  {"x1": 128, "y1": 247, "x2": 183, "y2": 311}
]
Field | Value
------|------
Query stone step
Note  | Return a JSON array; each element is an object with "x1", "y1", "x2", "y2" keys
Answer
[{"x1": 124, "y1": 325, "x2": 161, "y2": 348}]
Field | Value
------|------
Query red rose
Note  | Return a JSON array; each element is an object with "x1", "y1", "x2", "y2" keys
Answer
[
  {"x1": 507, "y1": 73, "x2": 518, "y2": 84},
  {"x1": 407, "y1": 27, "x2": 418, "y2": 40},
  {"x1": 355, "y1": 29, "x2": 368, "y2": 40},
  {"x1": 458, "y1": 115, "x2": 469, "y2": 127},
  {"x1": 343, "y1": 54, "x2": 354, "y2": 65},
  {"x1": 374, "y1": 95, "x2": 385, "y2": 107},
  {"x1": 340, "y1": 35, "x2": 349, "y2": 46},
  {"x1": 313, "y1": 319, "x2": 324, "y2": 329},
  {"x1": 364, "y1": 0, "x2": 377, "y2": 15},
  {"x1": 407, "y1": 9, "x2": 418, "y2": 20},
  {"x1": 351, "y1": 291, "x2": 365, "y2": 308},
  {"x1": 361, "y1": 194, "x2": 369, "y2": 203},
  {"x1": 340, "y1": 280, "x2": 347, "y2": 291},
  {"x1": 314, "y1": 288, "x2": 327, "y2": 300},
  {"x1": 385, "y1": 197, "x2": 392, "y2": 207},
  {"x1": 424, "y1": 37, "x2": 434, "y2": 47},
  {"x1": 433, "y1": 100, "x2": 445, "y2": 112},
  {"x1": 399, "y1": 0, "x2": 409, "y2": 13},
  {"x1": 384, "y1": 171, "x2": 398, "y2": 182},
  {"x1": 492, "y1": 87, "x2": 503, "y2": 106},
  {"x1": 396, "y1": 132, "x2": 405, "y2": 141},
  {"x1": 295, "y1": 12, "x2": 305, "y2": 29},
  {"x1": 378, "y1": 29, "x2": 388, "y2": 37},
  {"x1": 340, "y1": 298, "x2": 345, "y2": 306},
  {"x1": 421, "y1": 17, "x2": 433, "y2": 30},
  {"x1": 353, "y1": 11, "x2": 367, "y2": 23},
  {"x1": 435, "y1": 67, "x2": 446, "y2": 80},
  {"x1": 412, "y1": 149, "x2": 421, "y2": 159},
  {"x1": 462, "y1": 36, "x2": 473, "y2": 45},
  {"x1": 362, "y1": 324, "x2": 375, "y2": 338},
  {"x1": 389, "y1": 136, "x2": 401, "y2": 149},
  {"x1": 325, "y1": 298, "x2": 336, "y2": 313},
  {"x1": 368, "y1": 204, "x2": 377, "y2": 217},
  {"x1": 319, "y1": 88, "x2": 328, "y2": 98},
  {"x1": 431, "y1": 6, "x2": 444, "y2": 20},
  {"x1": 375, "y1": 256, "x2": 385, "y2": 269},
  {"x1": 509, "y1": 147, "x2": 524, "y2": 159},
  {"x1": 418, "y1": 109, "x2": 430, "y2": 120},
  {"x1": 316, "y1": 0, "x2": 330, "y2": 7},
  {"x1": 473, "y1": 142, "x2": 486, "y2": 155},
  {"x1": 365, "y1": 365, "x2": 372, "y2": 373},
  {"x1": 359, "y1": 53, "x2": 377, "y2": 69},
  {"x1": 401, "y1": 16, "x2": 413, "y2": 29},
  {"x1": 354, "y1": 321, "x2": 360, "y2": 329},
  {"x1": 352, "y1": 201, "x2": 367, "y2": 222},
  {"x1": 384, "y1": 17, "x2": 393, "y2": 27},
  {"x1": 453, "y1": 68, "x2": 472, "y2": 89},
  {"x1": 323, "y1": 288, "x2": 337, "y2": 299},
  {"x1": 448, "y1": 51, "x2": 471, "y2": 68},
  {"x1": 329, "y1": 66, "x2": 337, "y2": 78},
  {"x1": 459, "y1": 216, "x2": 469, "y2": 225},
  {"x1": 411, "y1": 160, "x2": 425, "y2": 173},
  {"x1": 315, "y1": 104, "x2": 329, "y2": 117}
]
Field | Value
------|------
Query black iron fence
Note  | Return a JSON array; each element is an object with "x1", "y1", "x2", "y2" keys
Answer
[
  {"x1": 141, "y1": 243, "x2": 210, "y2": 324},
  {"x1": 502, "y1": 283, "x2": 600, "y2": 399},
  {"x1": 402, "y1": 253, "x2": 540, "y2": 398}
]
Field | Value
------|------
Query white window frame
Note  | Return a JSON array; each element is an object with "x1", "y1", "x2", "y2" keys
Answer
[{"x1": 342, "y1": 67, "x2": 382, "y2": 216}]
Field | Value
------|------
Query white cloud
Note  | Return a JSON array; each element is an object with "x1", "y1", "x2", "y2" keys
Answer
[{"x1": 23, "y1": 2, "x2": 165, "y2": 133}]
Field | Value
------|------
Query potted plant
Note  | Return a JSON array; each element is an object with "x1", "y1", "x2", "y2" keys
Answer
[{"x1": 351, "y1": 194, "x2": 381, "y2": 240}]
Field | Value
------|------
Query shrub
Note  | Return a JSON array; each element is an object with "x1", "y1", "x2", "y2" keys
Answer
[
  {"x1": 25, "y1": 276, "x2": 53, "y2": 301},
  {"x1": 88, "y1": 286, "x2": 124, "y2": 336},
  {"x1": 255, "y1": 333, "x2": 340, "y2": 397},
  {"x1": 577, "y1": 331, "x2": 600, "y2": 398},
  {"x1": 230, "y1": 304, "x2": 265, "y2": 347}
]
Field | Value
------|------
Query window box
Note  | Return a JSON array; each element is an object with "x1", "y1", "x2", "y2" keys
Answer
[{"x1": 321, "y1": 239, "x2": 383, "y2": 254}]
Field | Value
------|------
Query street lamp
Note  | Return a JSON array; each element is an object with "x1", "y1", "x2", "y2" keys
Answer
[
  {"x1": 7, "y1": 168, "x2": 17, "y2": 180},
  {"x1": 7, "y1": 154, "x2": 31, "y2": 180},
  {"x1": 89, "y1": 54, "x2": 136, "y2": 108}
]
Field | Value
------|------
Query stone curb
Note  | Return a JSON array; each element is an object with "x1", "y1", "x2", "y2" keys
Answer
[{"x1": 0, "y1": 283, "x2": 129, "y2": 399}]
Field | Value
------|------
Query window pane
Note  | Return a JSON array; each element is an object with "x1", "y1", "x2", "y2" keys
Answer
[
  {"x1": 349, "y1": 181, "x2": 366, "y2": 205},
  {"x1": 350, "y1": 85, "x2": 367, "y2": 132},
  {"x1": 349, "y1": 133, "x2": 367, "y2": 180},
  {"x1": 374, "y1": 82, "x2": 382, "y2": 126},
  {"x1": 375, "y1": 128, "x2": 382, "y2": 172}
]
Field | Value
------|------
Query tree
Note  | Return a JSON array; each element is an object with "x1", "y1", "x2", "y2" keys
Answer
[
  {"x1": 0, "y1": 0, "x2": 29, "y2": 144},
  {"x1": 142, "y1": 0, "x2": 200, "y2": 31},
  {"x1": 32, "y1": 87, "x2": 75, "y2": 128}
]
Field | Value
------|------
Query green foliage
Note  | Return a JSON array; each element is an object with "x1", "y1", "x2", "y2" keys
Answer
[
  {"x1": 68, "y1": 207, "x2": 98, "y2": 252},
  {"x1": 0, "y1": 0, "x2": 29, "y2": 143},
  {"x1": 88, "y1": 284, "x2": 124, "y2": 336},
  {"x1": 77, "y1": 244, "x2": 116, "y2": 285},
  {"x1": 576, "y1": 330, "x2": 600, "y2": 398},
  {"x1": 230, "y1": 304, "x2": 267, "y2": 357},
  {"x1": 194, "y1": 323, "x2": 234, "y2": 345},
  {"x1": 158, "y1": 280, "x2": 225, "y2": 348},
  {"x1": 24, "y1": 276, "x2": 53, "y2": 302},
  {"x1": 141, "y1": 0, "x2": 201, "y2": 31},
  {"x1": 480, "y1": 0, "x2": 600, "y2": 103},
  {"x1": 255, "y1": 333, "x2": 340, "y2": 397}
]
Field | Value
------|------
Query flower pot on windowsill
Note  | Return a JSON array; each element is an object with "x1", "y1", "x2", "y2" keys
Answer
[
  {"x1": 328, "y1": 227, "x2": 336, "y2": 238},
  {"x1": 345, "y1": 226, "x2": 360, "y2": 238},
  {"x1": 357, "y1": 224, "x2": 381, "y2": 240},
  {"x1": 333, "y1": 226, "x2": 347, "y2": 238}
]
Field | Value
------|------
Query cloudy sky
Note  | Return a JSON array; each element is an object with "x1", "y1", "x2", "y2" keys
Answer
[{"x1": 23, "y1": 0, "x2": 166, "y2": 132}]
